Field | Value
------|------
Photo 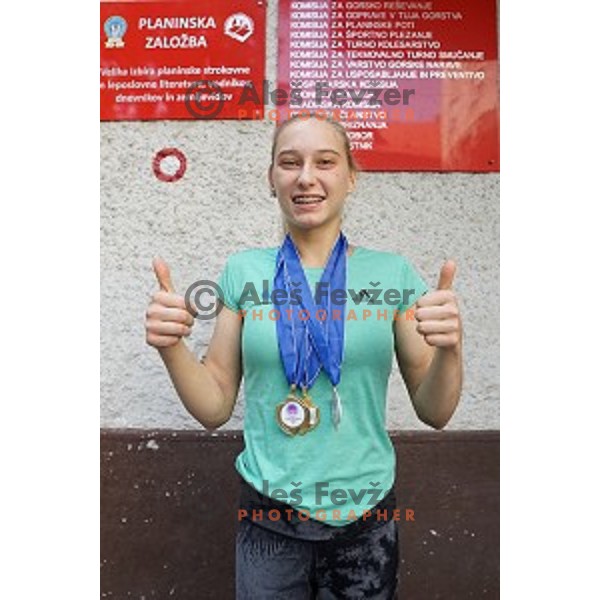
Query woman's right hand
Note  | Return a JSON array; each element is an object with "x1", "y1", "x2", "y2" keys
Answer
[{"x1": 145, "y1": 257, "x2": 195, "y2": 348}]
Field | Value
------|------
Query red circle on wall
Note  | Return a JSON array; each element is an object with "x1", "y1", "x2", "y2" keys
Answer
[{"x1": 153, "y1": 148, "x2": 187, "y2": 183}]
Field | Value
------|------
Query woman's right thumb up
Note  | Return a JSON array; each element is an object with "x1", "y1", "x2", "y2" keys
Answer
[{"x1": 153, "y1": 257, "x2": 175, "y2": 293}]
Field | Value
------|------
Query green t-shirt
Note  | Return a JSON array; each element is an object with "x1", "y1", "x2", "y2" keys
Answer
[{"x1": 218, "y1": 245, "x2": 428, "y2": 526}]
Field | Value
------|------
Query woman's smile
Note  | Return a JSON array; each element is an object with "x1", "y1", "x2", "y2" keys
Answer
[{"x1": 292, "y1": 194, "x2": 326, "y2": 208}]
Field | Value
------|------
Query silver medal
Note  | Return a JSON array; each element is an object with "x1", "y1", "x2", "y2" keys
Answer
[{"x1": 331, "y1": 386, "x2": 343, "y2": 430}]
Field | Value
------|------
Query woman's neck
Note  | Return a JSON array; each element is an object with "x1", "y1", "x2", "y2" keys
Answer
[{"x1": 287, "y1": 222, "x2": 344, "y2": 268}]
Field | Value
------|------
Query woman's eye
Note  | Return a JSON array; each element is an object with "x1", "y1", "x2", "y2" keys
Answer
[
  {"x1": 281, "y1": 160, "x2": 299, "y2": 167},
  {"x1": 319, "y1": 159, "x2": 335, "y2": 167}
]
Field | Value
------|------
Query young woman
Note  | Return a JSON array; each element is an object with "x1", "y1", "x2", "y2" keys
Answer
[{"x1": 145, "y1": 114, "x2": 463, "y2": 599}]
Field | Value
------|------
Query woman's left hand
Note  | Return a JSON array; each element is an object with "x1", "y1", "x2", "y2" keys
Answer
[{"x1": 414, "y1": 260, "x2": 462, "y2": 349}]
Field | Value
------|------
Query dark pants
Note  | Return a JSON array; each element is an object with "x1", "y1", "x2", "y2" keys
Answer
[{"x1": 236, "y1": 517, "x2": 399, "y2": 599}]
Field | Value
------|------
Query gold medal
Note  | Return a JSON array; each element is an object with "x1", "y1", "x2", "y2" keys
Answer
[
  {"x1": 276, "y1": 385, "x2": 320, "y2": 436},
  {"x1": 298, "y1": 387, "x2": 320, "y2": 435}
]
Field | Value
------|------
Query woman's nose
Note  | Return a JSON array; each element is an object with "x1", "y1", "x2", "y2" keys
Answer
[{"x1": 297, "y1": 163, "x2": 316, "y2": 186}]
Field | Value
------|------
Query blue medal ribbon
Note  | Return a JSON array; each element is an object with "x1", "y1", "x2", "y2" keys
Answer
[{"x1": 274, "y1": 232, "x2": 347, "y2": 429}]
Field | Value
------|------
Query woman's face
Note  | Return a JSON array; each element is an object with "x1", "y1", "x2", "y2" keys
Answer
[{"x1": 269, "y1": 118, "x2": 356, "y2": 232}]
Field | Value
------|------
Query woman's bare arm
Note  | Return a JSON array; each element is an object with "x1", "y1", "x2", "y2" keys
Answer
[
  {"x1": 393, "y1": 261, "x2": 463, "y2": 429},
  {"x1": 146, "y1": 258, "x2": 242, "y2": 430},
  {"x1": 158, "y1": 306, "x2": 242, "y2": 430}
]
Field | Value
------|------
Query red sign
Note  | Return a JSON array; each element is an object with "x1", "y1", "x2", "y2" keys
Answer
[
  {"x1": 277, "y1": 0, "x2": 499, "y2": 171},
  {"x1": 100, "y1": 0, "x2": 266, "y2": 120}
]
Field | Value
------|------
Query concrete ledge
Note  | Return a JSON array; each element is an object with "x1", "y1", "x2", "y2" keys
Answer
[{"x1": 101, "y1": 429, "x2": 499, "y2": 599}]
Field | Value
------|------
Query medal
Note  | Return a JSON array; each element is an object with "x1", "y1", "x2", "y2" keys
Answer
[
  {"x1": 274, "y1": 233, "x2": 347, "y2": 435},
  {"x1": 276, "y1": 385, "x2": 320, "y2": 436}
]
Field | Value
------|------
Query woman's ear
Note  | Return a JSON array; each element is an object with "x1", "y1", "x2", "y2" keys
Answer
[
  {"x1": 347, "y1": 171, "x2": 357, "y2": 195},
  {"x1": 268, "y1": 168, "x2": 276, "y2": 197}
]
